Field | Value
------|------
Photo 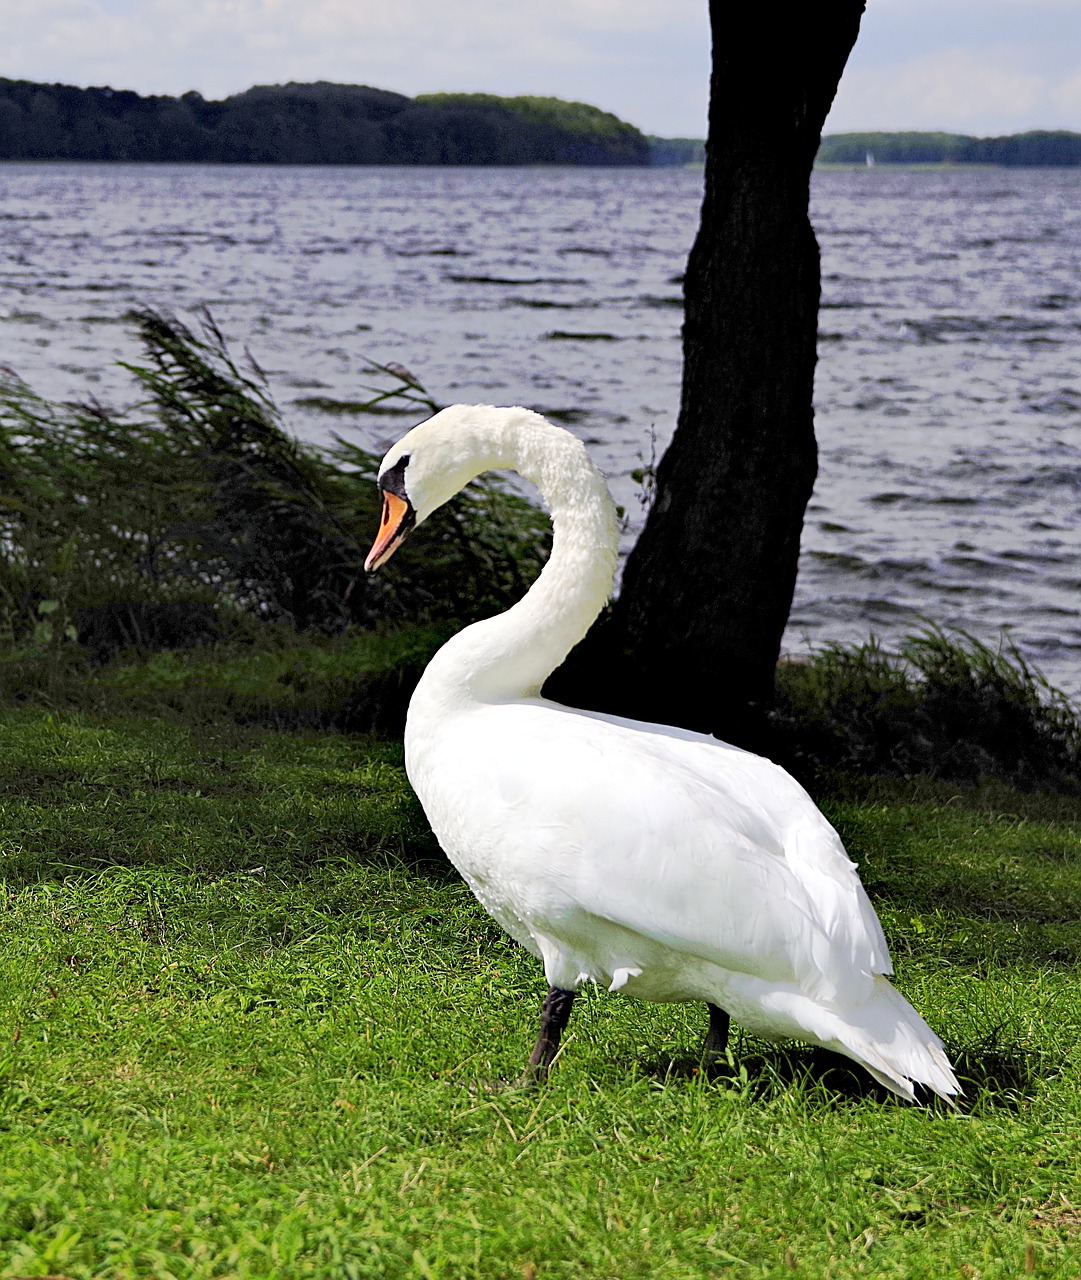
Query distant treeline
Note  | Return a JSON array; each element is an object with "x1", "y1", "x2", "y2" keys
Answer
[
  {"x1": 647, "y1": 136, "x2": 705, "y2": 167},
  {"x1": 13, "y1": 78, "x2": 1072, "y2": 170},
  {"x1": 0, "y1": 79, "x2": 650, "y2": 165},
  {"x1": 819, "y1": 130, "x2": 1081, "y2": 166}
]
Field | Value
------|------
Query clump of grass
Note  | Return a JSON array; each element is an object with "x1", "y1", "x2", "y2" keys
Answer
[
  {"x1": 0, "y1": 308, "x2": 549, "y2": 663},
  {"x1": 774, "y1": 627, "x2": 1081, "y2": 795}
]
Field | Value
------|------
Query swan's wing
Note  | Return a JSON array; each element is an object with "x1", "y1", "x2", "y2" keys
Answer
[
  {"x1": 578, "y1": 705, "x2": 894, "y2": 991},
  {"x1": 446, "y1": 703, "x2": 891, "y2": 1005},
  {"x1": 782, "y1": 812, "x2": 893, "y2": 986}
]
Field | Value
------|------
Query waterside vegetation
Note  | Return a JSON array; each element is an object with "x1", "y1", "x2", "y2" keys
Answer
[
  {"x1": 2, "y1": 316, "x2": 1081, "y2": 1275},
  {"x1": 776, "y1": 631, "x2": 1081, "y2": 798},
  {"x1": 0, "y1": 308, "x2": 549, "y2": 660}
]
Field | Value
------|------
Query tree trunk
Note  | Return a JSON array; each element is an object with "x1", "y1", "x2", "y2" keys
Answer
[{"x1": 548, "y1": 2, "x2": 865, "y2": 749}]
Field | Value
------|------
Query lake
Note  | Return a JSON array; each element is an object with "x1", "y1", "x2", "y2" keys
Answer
[{"x1": 1, "y1": 162, "x2": 1078, "y2": 699}]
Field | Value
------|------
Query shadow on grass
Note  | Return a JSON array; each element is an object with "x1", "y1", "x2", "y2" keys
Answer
[
  {"x1": 2, "y1": 838, "x2": 461, "y2": 893},
  {"x1": 826, "y1": 774, "x2": 1081, "y2": 826},
  {"x1": 638, "y1": 1033, "x2": 1040, "y2": 1110},
  {"x1": 0, "y1": 775, "x2": 459, "y2": 892},
  {"x1": 857, "y1": 854, "x2": 1081, "y2": 929},
  {"x1": 641, "y1": 1045, "x2": 902, "y2": 1106},
  {"x1": 832, "y1": 817, "x2": 1081, "y2": 933},
  {"x1": 950, "y1": 1029, "x2": 1043, "y2": 1106}
]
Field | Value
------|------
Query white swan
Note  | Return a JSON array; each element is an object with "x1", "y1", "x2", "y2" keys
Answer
[{"x1": 365, "y1": 405, "x2": 960, "y2": 1102}]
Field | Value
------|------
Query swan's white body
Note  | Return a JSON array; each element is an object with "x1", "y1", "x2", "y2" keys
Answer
[{"x1": 372, "y1": 405, "x2": 959, "y2": 1102}]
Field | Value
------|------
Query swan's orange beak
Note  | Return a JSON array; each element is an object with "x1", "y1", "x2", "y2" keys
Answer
[{"x1": 365, "y1": 491, "x2": 413, "y2": 571}]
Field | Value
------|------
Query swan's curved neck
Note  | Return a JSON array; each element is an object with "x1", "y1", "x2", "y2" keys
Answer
[{"x1": 422, "y1": 411, "x2": 619, "y2": 705}]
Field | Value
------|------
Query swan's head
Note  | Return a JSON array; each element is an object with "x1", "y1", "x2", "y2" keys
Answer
[{"x1": 364, "y1": 404, "x2": 526, "y2": 571}]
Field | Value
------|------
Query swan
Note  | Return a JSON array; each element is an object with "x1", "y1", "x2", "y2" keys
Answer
[{"x1": 365, "y1": 405, "x2": 960, "y2": 1103}]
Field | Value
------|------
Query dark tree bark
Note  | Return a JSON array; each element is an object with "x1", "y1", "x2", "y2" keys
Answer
[{"x1": 548, "y1": 3, "x2": 865, "y2": 750}]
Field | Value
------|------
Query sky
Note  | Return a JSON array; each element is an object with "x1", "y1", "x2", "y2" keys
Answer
[{"x1": 5, "y1": 0, "x2": 1080, "y2": 138}]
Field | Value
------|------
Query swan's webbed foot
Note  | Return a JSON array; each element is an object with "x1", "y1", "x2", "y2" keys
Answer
[
  {"x1": 702, "y1": 1002, "x2": 731, "y2": 1068},
  {"x1": 517, "y1": 985, "x2": 576, "y2": 1085}
]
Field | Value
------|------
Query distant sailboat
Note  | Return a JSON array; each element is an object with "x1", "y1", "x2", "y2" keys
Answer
[{"x1": 865, "y1": 150, "x2": 876, "y2": 167}]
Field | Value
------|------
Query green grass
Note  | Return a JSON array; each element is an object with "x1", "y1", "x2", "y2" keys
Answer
[
  {"x1": 0, "y1": 626, "x2": 453, "y2": 739},
  {"x1": 2, "y1": 701, "x2": 1081, "y2": 1278}
]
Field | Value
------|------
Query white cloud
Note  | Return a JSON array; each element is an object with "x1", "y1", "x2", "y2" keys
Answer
[
  {"x1": 827, "y1": 45, "x2": 1079, "y2": 134},
  {"x1": 826, "y1": 0, "x2": 1081, "y2": 133},
  {"x1": 831, "y1": 48, "x2": 1041, "y2": 129},
  {"x1": 2, "y1": 0, "x2": 709, "y2": 132},
  {"x1": 1053, "y1": 66, "x2": 1081, "y2": 114}
]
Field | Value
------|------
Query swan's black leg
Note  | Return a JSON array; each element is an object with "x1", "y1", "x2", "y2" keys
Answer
[
  {"x1": 703, "y1": 1003, "x2": 731, "y2": 1065},
  {"x1": 524, "y1": 986, "x2": 576, "y2": 1081}
]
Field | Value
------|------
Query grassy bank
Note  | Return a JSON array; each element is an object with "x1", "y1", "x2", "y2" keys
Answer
[{"x1": 2, "y1": 667, "x2": 1081, "y2": 1278}]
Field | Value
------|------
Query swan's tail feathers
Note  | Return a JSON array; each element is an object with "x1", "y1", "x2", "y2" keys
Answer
[
  {"x1": 856, "y1": 1044, "x2": 960, "y2": 1105},
  {"x1": 827, "y1": 977, "x2": 962, "y2": 1105}
]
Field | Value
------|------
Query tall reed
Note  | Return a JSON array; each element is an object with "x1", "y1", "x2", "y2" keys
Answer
[{"x1": 0, "y1": 309, "x2": 549, "y2": 660}]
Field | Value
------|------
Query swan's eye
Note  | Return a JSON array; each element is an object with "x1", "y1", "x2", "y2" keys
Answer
[{"x1": 381, "y1": 453, "x2": 411, "y2": 499}]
